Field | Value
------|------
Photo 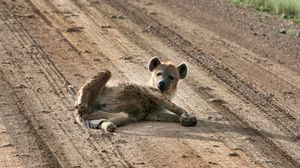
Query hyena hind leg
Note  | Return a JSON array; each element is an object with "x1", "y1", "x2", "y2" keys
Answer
[
  {"x1": 77, "y1": 70, "x2": 111, "y2": 106},
  {"x1": 74, "y1": 70, "x2": 111, "y2": 126},
  {"x1": 75, "y1": 70, "x2": 111, "y2": 114},
  {"x1": 82, "y1": 111, "x2": 131, "y2": 132}
]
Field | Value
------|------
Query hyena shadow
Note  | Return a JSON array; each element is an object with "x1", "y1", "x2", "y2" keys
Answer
[
  {"x1": 116, "y1": 119, "x2": 296, "y2": 142},
  {"x1": 115, "y1": 121, "x2": 220, "y2": 142}
]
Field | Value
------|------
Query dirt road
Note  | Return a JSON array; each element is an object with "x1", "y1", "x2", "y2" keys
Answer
[{"x1": 0, "y1": 0, "x2": 299, "y2": 167}]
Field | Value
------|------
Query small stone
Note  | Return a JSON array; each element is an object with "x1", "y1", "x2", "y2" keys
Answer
[
  {"x1": 110, "y1": 15, "x2": 117, "y2": 19},
  {"x1": 231, "y1": 147, "x2": 243, "y2": 151},
  {"x1": 2, "y1": 61, "x2": 11, "y2": 64},
  {"x1": 92, "y1": 58, "x2": 100, "y2": 62},
  {"x1": 208, "y1": 98, "x2": 226, "y2": 104},
  {"x1": 142, "y1": 25, "x2": 153, "y2": 32},
  {"x1": 0, "y1": 130, "x2": 7, "y2": 134},
  {"x1": 24, "y1": 14, "x2": 34, "y2": 18},
  {"x1": 120, "y1": 55, "x2": 133, "y2": 60},
  {"x1": 16, "y1": 84, "x2": 27, "y2": 89},
  {"x1": 265, "y1": 160, "x2": 275, "y2": 163},
  {"x1": 282, "y1": 13, "x2": 288, "y2": 19},
  {"x1": 146, "y1": 25, "x2": 153, "y2": 29},
  {"x1": 283, "y1": 91, "x2": 293, "y2": 95},
  {"x1": 149, "y1": 12, "x2": 157, "y2": 15},
  {"x1": 136, "y1": 162, "x2": 145, "y2": 165},
  {"x1": 101, "y1": 25, "x2": 112, "y2": 28},
  {"x1": 279, "y1": 29, "x2": 287, "y2": 34},
  {"x1": 101, "y1": 150, "x2": 108, "y2": 153},
  {"x1": 72, "y1": 166, "x2": 81, "y2": 168},
  {"x1": 1, "y1": 143, "x2": 13, "y2": 147},
  {"x1": 111, "y1": 15, "x2": 126, "y2": 19},
  {"x1": 181, "y1": 154, "x2": 188, "y2": 158},
  {"x1": 117, "y1": 15, "x2": 126, "y2": 19},
  {"x1": 40, "y1": 110, "x2": 50, "y2": 114},
  {"x1": 228, "y1": 152, "x2": 240, "y2": 157},
  {"x1": 293, "y1": 134, "x2": 300, "y2": 141},
  {"x1": 208, "y1": 161, "x2": 218, "y2": 165},
  {"x1": 66, "y1": 27, "x2": 84, "y2": 32}
]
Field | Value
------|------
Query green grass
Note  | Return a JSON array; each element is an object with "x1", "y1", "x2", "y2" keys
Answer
[{"x1": 229, "y1": 0, "x2": 300, "y2": 23}]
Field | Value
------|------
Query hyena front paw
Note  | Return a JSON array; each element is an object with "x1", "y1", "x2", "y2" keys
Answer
[
  {"x1": 101, "y1": 121, "x2": 117, "y2": 132},
  {"x1": 180, "y1": 113, "x2": 197, "y2": 127}
]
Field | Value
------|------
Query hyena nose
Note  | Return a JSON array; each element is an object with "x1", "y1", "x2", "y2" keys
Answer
[{"x1": 158, "y1": 81, "x2": 166, "y2": 90}]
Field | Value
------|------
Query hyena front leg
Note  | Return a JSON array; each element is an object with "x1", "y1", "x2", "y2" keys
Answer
[
  {"x1": 158, "y1": 98, "x2": 197, "y2": 127},
  {"x1": 158, "y1": 98, "x2": 186, "y2": 116}
]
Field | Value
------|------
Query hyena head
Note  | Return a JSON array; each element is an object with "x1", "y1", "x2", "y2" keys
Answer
[{"x1": 147, "y1": 57, "x2": 188, "y2": 99}]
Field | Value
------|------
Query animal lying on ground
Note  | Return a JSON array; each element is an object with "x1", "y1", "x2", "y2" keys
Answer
[{"x1": 74, "y1": 57, "x2": 197, "y2": 132}]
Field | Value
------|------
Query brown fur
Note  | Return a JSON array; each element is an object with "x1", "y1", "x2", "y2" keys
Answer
[{"x1": 74, "y1": 57, "x2": 197, "y2": 132}]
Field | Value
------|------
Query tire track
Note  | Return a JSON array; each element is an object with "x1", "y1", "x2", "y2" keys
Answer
[
  {"x1": 24, "y1": 1, "x2": 136, "y2": 167},
  {"x1": 0, "y1": 72, "x2": 61, "y2": 168},
  {"x1": 0, "y1": 29, "x2": 87, "y2": 168},
  {"x1": 0, "y1": 2, "x2": 71, "y2": 108},
  {"x1": 0, "y1": 2, "x2": 113, "y2": 167},
  {"x1": 2, "y1": 1, "x2": 135, "y2": 167}
]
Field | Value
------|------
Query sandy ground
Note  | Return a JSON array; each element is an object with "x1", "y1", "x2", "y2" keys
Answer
[{"x1": 0, "y1": 0, "x2": 299, "y2": 167}]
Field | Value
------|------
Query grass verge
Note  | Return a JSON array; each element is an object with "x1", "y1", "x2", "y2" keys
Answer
[{"x1": 229, "y1": 0, "x2": 300, "y2": 23}]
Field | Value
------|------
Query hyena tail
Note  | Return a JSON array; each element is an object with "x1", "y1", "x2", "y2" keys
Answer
[{"x1": 74, "y1": 70, "x2": 111, "y2": 128}]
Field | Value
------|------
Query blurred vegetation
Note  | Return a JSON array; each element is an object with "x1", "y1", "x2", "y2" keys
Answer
[{"x1": 229, "y1": 0, "x2": 300, "y2": 23}]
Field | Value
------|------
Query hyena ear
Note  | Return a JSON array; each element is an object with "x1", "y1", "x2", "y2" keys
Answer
[
  {"x1": 148, "y1": 57, "x2": 161, "y2": 72},
  {"x1": 177, "y1": 63, "x2": 188, "y2": 79}
]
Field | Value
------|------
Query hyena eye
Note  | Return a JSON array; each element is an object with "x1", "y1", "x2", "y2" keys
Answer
[
  {"x1": 168, "y1": 75, "x2": 175, "y2": 80},
  {"x1": 157, "y1": 72, "x2": 163, "y2": 76}
]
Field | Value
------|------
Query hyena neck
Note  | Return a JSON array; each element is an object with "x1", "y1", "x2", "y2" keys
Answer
[
  {"x1": 147, "y1": 78, "x2": 175, "y2": 100},
  {"x1": 163, "y1": 90, "x2": 175, "y2": 100}
]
